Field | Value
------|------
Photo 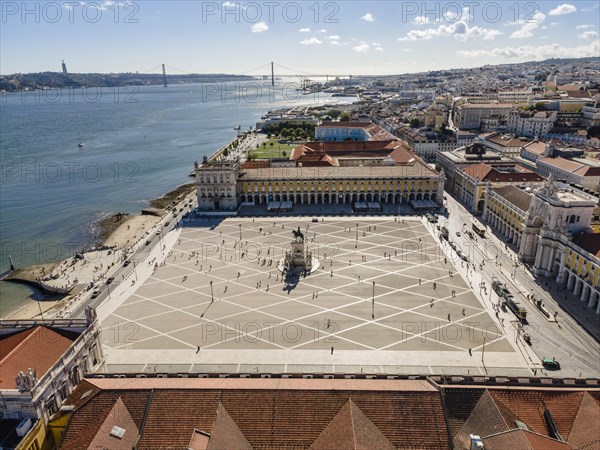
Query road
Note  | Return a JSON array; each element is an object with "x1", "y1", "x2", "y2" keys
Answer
[
  {"x1": 70, "y1": 192, "x2": 198, "y2": 319},
  {"x1": 441, "y1": 194, "x2": 600, "y2": 378}
]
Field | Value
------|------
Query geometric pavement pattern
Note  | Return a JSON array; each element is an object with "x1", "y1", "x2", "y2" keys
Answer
[{"x1": 101, "y1": 218, "x2": 513, "y2": 355}]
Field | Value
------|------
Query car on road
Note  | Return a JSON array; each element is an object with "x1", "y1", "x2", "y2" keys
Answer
[
  {"x1": 145, "y1": 240, "x2": 151, "y2": 246},
  {"x1": 542, "y1": 358, "x2": 561, "y2": 370},
  {"x1": 91, "y1": 289, "x2": 101, "y2": 299},
  {"x1": 165, "y1": 221, "x2": 170, "y2": 226},
  {"x1": 123, "y1": 260, "x2": 130, "y2": 267},
  {"x1": 460, "y1": 254, "x2": 468, "y2": 262},
  {"x1": 456, "y1": 231, "x2": 461, "y2": 237},
  {"x1": 106, "y1": 277, "x2": 114, "y2": 284},
  {"x1": 156, "y1": 229, "x2": 161, "y2": 235}
]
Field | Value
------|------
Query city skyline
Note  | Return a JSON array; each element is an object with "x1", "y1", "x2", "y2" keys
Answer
[{"x1": 1, "y1": 1, "x2": 599, "y2": 76}]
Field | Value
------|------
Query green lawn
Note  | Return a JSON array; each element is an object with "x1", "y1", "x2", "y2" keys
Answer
[{"x1": 251, "y1": 137, "x2": 298, "y2": 159}]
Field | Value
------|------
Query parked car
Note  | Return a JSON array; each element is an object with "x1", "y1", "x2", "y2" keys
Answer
[
  {"x1": 106, "y1": 277, "x2": 114, "y2": 285},
  {"x1": 91, "y1": 289, "x2": 101, "y2": 299},
  {"x1": 542, "y1": 357, "x2": 560, "y2": 370},
  {"x1": 123, "y1": 260, "x2": 130, "y2": 267}
]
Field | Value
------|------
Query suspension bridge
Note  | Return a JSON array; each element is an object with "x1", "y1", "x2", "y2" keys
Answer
[{"x1": 141, "y1": 62, "x2": 354, "y2": 87}]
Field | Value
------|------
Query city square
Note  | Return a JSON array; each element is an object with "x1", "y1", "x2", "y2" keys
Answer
[{"x1": 99, "y1": 216, "x2": 531, "y2": 376}]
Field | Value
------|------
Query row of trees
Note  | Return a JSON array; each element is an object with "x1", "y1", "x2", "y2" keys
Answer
[{"x1": 263, "y1": 121, "x2": 316, "y2": 141}]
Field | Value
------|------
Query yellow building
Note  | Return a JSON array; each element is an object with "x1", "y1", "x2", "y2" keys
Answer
[
  {"x1": 198, "y1": 139, "x2": 445, "y2": 210},
  {"x1": 483, "y1": 180, "x2": 600, "y2": 314}
]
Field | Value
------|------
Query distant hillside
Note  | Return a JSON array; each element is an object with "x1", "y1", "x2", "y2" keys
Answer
[{"x1": 0, "y1": 72, "x2": 256, "y2": 91}]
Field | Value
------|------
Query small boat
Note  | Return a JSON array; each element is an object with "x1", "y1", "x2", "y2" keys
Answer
[
  {"x1": 233, "y1": 125, "x2": 241, "y2": 131},
  {"x1": 78, "y1": 142, "x2": 84, "y2": 148}
]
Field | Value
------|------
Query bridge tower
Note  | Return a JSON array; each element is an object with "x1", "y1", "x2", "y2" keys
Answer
[
  {"x1": 162, "y1": 64, "x2": 168, "y2": 87},
  {"x1": 271, "y1": 61, "x2": 274, "y2": 87}
]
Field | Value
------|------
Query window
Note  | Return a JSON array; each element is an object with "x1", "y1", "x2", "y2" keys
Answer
[{"x1": 45, "y1": 394, "x2": 57, "y2": 416}]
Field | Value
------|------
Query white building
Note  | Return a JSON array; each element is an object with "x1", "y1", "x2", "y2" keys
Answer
[
  {"x1": 453, "y1": 103, "x2": 513, "y2": 130},
  {"x1": 506, "y1": 110, "x2": 556, "y2": 138},
  {"x1": 195, "y1": 159, "x2": 239, "y2": 211}
]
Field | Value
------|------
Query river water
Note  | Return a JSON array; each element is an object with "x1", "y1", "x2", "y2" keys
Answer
[{"x1": 0, "y1": 81, "x2": 354, "y2": 315}]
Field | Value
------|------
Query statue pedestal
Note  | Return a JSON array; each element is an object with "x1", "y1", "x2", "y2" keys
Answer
[{"x1": 277, "y1": 256, "x2": 320, "y2": 275}]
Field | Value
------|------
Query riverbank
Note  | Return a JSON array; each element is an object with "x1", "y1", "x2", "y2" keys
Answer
[{"x1": 2, "y1": 183, "x2": 197, "y2": 319}]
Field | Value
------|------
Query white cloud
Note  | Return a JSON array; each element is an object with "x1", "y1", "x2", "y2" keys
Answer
[
  {"x1": 457, "y1": 40, "x2": 599, "y2": 60},
  {"x1": 398, "y1": 21, "x2": 503, "y2": 41},
  {"x1": 353, "y1": 43, "x2": 370, "y2": 53},
  {"x1": 361, "y1": 13, "x2": 375, "y2": 22},
  {"x1": 548, "y1": 3, "x2": 577, "y2": 15},
  {"x1": 299, "y1": 27, "x2": 311, "y2": 32},
  {"x1": 412, "y1": 16, "x2": 430, "y2": 25},
  {"x1": 329, "y1": 40, "x2": 341, "y2": 45},
  {"x1": 576, "y1": 24, "x2": 594, "y2": 29},
  {"x1": 327, "y1": 35, "x2": 340, "y2": 40},
  {"x1": 299, "y1": 37, "x2": 323, "y2": 45},
  {"x1": 582, "y1": 4, "x2": 598, "y2": 11},
  {"x1": 579, "y1": 31, "x2": 599, "y2": 39},
  {"x1": 375, "y1": 46, "x2": 384, "y2": 52},
  {"x1": 372, "y1": 42, "x2": 381, "y2": 46},
  {"x1": 511, "y1": 11, "x2": 545, "y2": 38},
  {"x1": 317, "y1": 28, "x2": 327, "y2": 33},
  {"x1": 251, "y1": 22, "x2": 268, "y2": 33}
]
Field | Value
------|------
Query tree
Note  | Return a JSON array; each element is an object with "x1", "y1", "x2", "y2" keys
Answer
[
  {"x1": 222, "y1": 148, "x2": 229, "y2": 157},
  {"x1": 340, "y1": 112, "x2": 350, "y2": 122},
  {"x1": 410, "y1": 118, "x2": 420, "y2": 128},
  {"x1": 282, "y1": 150, "x2": 287, "y2": 158}
]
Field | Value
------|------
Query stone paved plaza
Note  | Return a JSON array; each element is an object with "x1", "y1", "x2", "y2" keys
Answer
[{"x1": 99, "y1": 217, "x2": 531, "y2": 376}]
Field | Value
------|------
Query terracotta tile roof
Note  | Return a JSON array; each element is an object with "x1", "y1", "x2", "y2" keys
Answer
[
  {"x1": 461, "y1": 163, "x2": 543, "y2": 183},
  {"x1": 61, "y1": 388, "x2": 151, "y2": 450},
  {"x1": 137, "y1": 390, "x2": 220, "y2": 448},
  {"x1": 571, "y1": 233, "x2": 600, "y2": 258},
  {"x1": 491, "y1": 185, "x2": 533, "y2": 212},
  {"x1": 0, "y1": 327, "x2": 35, "y2": 361},
  {"x1": 489, "y1": 390, "x2": 584, "y2": 439},
  {"x1": 567, "y1": 392, "x2": 600, "y2": 449},
  {"x1": 539, "y1": 157, "x2": 600, "y2": 176},
  {"x1": 483, "y1": 429, "x2": 571, "y2": 450},
  {"x1": 453, "y1": 390, "x2": 511, "y2": 449},
  {"x1": 87, "y1": 397, "x2": 139, "y2": 450},
  {"x1": 60, "y1": 380, "x2": 449, "y2": 449},
  {"x1": 206, "y1": 403, "x2": 252, "y2": 450},
  {"x1": 443, "y1": 388, "x2": 485, "y2": 438},
  {"x1": 0, "y1": 326, "x2": 80, "y2": 389},
  {"x1": 309, "y1": 399, "x2": 395, "y2": 450},
  {"x1": 487, "y1": 135, "x2": 530, "y2": 148},
  {"x1": 523, "y1": 141, "x2": 549, "y2": 156},
  {"x1": 291, "y1": 141, "x2": 416, "y2": 166}
]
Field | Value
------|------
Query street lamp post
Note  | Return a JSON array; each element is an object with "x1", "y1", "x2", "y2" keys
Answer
[
  {"x1": 481, "y1": 337, "x2": 486, "y2": 366},
  {"x1": 355, "y1": 223, "x2": 358, "y2": 249},
  {"x1": 239, "y1": 223, "x2": 242, "y2": 241},
  {"x1": 210, "y1": 280, "x2": 214, "y2": 303},
  {"x1": 372, "y1": 281, "x2": 375, "y2": 319}
]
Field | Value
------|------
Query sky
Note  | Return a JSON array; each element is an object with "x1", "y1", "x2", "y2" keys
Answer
[{"x1": 1, "y1": 1, "x2": 599, "y2": 76}]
